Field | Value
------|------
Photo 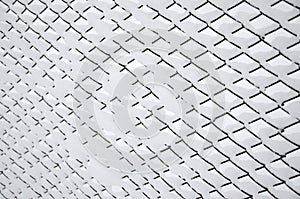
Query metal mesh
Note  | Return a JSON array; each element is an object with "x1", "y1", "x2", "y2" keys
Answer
[{"x1": 0, "y1": 0, "x2": 300, "y2": 198}]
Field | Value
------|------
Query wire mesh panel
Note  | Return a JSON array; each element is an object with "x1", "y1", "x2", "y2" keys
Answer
[{"x1": 0, "y1": 0, "x2": 300, "y2": 198}]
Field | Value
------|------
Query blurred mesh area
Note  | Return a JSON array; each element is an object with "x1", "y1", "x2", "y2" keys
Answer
[{"x1": 0, "y1": 0, "x2": 300, "y2": 198}]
